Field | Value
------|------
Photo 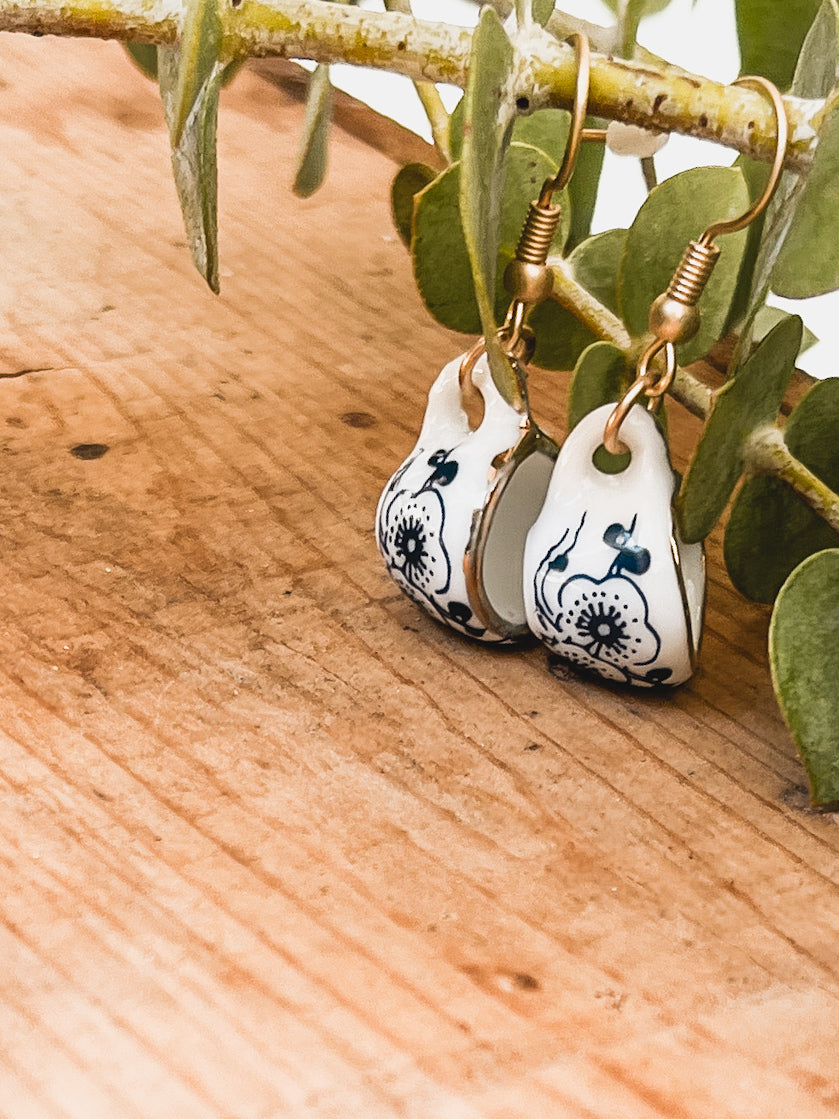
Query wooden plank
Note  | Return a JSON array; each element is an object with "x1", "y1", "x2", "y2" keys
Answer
[{"x1": 0, "y1": 34, "x2": 837, "y2": 1119}]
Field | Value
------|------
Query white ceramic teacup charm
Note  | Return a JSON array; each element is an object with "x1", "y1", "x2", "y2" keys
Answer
[
  {"x1": 376, "y1": 351, "x2": 558, "y2": 642},
  {"x1": 523, "y1": 403, "x2": 704, "y2": 686}
]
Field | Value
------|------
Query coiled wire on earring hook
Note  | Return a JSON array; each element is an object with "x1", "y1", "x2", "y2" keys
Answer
[{"x1": 461, "y1": 32, "x2": 596, "y2": 397}]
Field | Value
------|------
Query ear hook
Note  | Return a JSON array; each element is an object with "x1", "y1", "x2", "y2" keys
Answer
[
  {"x1": 699, "y1": 75, "x2": 788, "y2": 243},
  {"x1": 602, "y1": 74, "x2": 789, "y2": 457},
  {"x1": 460, "y1": 32, "x2": 597, "y2": 396},
  {"x1": 538, "y1": 31, "x2": 592, "y2": 202}
]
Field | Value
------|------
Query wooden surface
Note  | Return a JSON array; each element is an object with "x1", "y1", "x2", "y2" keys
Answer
[{"x1": 1, "y1": 35, "x2": 839, "y2": 1119}]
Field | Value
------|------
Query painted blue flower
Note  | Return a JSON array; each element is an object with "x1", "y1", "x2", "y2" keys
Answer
[
  {"x1": 533, "y1": 513, "x2": 668, "y2": 685},
  {"x1": 556, "y1": 572, "x2": 660, "y2": 680},
  {"x1": 377, "y1": 449, "x2": 459, "y2": 603},
  {"x1": 377, "y1": 448, "x2": 492, "y2": 638},
  {"x1": 378, "y1": 486, "x2": 451, "y2": 599}
]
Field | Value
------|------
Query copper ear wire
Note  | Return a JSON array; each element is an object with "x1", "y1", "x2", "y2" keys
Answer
[
  {"x1": 602, "y1": 74, "x2": 789, "y2": 457},
  {"x1": 699, "y1": 76, "x2": 788, "y2": 241},
  {"x1": 461, "y1": 33, "x2": 596, "y2": 403},
  {"x1": 500, "y1": 32, "x2": 592, "y2": 350},
  {"x1": 602, "y1": 338, "x2": 677, "y2": 457},
  {"x1": 540, "y1": 31, "x2": 592, "y2": 199}
]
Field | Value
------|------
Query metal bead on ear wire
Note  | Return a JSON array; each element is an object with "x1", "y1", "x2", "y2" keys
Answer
[{"x1": 648, "y1": 239, "x2": 720, "y2": 344}]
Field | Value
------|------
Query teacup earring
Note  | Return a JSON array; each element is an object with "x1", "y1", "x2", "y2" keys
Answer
[
  {"x1": 376, "y1": 350, "x2": 557, "y2": 641},
  {"x1": 524, "y1": 400, "x2": 705, "y2": 685},
  {"x1": 376, "y1": 34, "x2": 597, "y2": 642},
  {"x1": 524, "y1": 75, "x2": 788, "y2": 686}
]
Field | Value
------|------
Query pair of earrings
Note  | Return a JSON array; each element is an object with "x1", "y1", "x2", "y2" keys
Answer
[
  {"x1": 376, "y1": 349, "x2": 700, "y2": 686},
  {"x1": 376, "y1": 38, "x2": 787, "y2": 689}
]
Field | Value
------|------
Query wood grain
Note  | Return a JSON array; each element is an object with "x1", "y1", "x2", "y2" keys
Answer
[{"x1": 0, "y1": 35, "x2": 837, "y2": 1119}]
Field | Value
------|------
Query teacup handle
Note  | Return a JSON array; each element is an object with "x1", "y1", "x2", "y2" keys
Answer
[
  {"x1": 417, "y1": 352, "x2": 527, "y2": 452},
  {"x1": 551, "y1": 402, "x2": 676, "y2": 509}
]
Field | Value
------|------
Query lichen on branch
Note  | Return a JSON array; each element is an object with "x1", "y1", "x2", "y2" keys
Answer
[{"x1": 0, "y1": 0, "x2": 821, "y2": 170}]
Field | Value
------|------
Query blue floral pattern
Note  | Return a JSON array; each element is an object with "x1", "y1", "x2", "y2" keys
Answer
[
  {"x1": 533, "y1": 513, "x2": 672, "y2": 685},
  {"x1": 377, "y1": 449, "x2": 486, "y2": 638}
]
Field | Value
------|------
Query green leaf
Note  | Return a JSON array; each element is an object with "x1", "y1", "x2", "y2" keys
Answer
[
  {"x1": 618, "y1": 166, "x2": 750, "y2": 366},
  {"x1": 790, "y1": 0, "x2": 838, "y2": 99},
  {"x1": 488, "y1": 107, "x2": 604, "y2": 253},
  {"x1": 448, "y1": 97, "x2": 465, "y2": 162},
  {"x1": 293, "y1": 64, "x2": 333, "y2": 198},
  {"x1": 570, "y1": 227, "x2": 626, "y2": 315},
  {"x1": 772, "y1": 100, "x2": 839, "y2": 297},
  {"x1": 124, "y1": 44, "x2": 241, "y2": 87},
  {"x1": 413, "y1": 163, "x2": 478, "y2": 332},
  {"x1": 732, "y1": 1, "x2": 837, "y2": 353},
  {"x1": 734, "y1": 0, "x2": 821, "y2": 89},
  {"x1": 459, "y1": 6, "x2": 516, "y2": 345},
  {"x1": 391, "y1": 162, "x2": 437, "y2": 247},
  {"x1": 752, "y1": 305, "x2": 817, "y2": 352},
  {"x1": 124, "y1": 44, "x2": 158, "y2": 80},
  {"x1": 785, "y1": 375, "x2": 839, "y2": 480},
  {"x1": 725, "y1": 477, "x2": 839, "y2": 602},
  {"x1": 566, "y1": 117, "x2": 607, "y2": 251},
  {"x1": 168, "y1": 0, "x2": 223, "y2": 150},
  {"x1": 616, "y1": 0, "x2": 675, "y2": 56},
  {"x1": 219, "y1": 60, "x2": 245, "y2": 88},
  {"x1": 567, "y1": 341, "x2": 627, "y2": 429},
  {"x1": 722, "y1": 154, "x2": 770, "y2": 336},
  {"x1": 460, "y1": 7, "x2": 522, "y2": 403},
  {"x1": 450, "y1": 102, "x2": 576, "y2": 167},
  {"x1": 533, "y1": 0, "x2": 555, "y2": 26},
  {"x1": 725, "y1": 377, "x2": 839, "y2": 601},
  {"x1": 413, "y1": 144, "x2": 568, "y2": 334},
  {"x1": 513, "y1": 108, "x2": 570, "y2": 167},
  {"x1": 599, "y1": 0, "x2": 674, "y2": 19},
  {"x1": 769, "y1": 549, "x2": 839, "y2": 806},
  {"x1": 677, "y1": 314, "x2": 802, "y2": 542},
  {"x1": 526, "y1": 301, "x2": 594, "y2": 371},
  {"x1": 158, "y1": 46, "x2": 224, "y2": 293}
]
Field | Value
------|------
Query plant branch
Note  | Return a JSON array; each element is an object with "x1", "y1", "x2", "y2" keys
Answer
[
  {"x1": 640, "y1": 155, "x2": 657, "y2": 192},
  {"x1": 518, "y1": 24, "x2": 817, "y2": 171},
  {"x1": 412, "y1": 82, "x2": 452, "y2": 163},
  {"x1": 670, "y1": 361, "x2": 714, "y2": 420},
  {"x1": 0, "y1": 0, "x2": 820, "y2": 170},
  {"x1": 746, "y1": 425, "x2": 839, "y2": 534}
]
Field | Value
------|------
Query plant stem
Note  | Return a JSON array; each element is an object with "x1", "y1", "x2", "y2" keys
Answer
[
  {"x1": 412, "y1": 82, "x2": 452, "y2": 163},
  {"x1": 670, "y1": 363, "x2": 713, "y2": 419},
  {"x1": 383, "y1": 0, "x2": 450, "y2": 163},
  {"x1": 515, "y1": 0, "x2": 532, "y2": 30},
  {"x1": 746, "y1": 425, "x2": 839, "y2": 534},
  {"x1": 640, "y1": 155, "x2": 657, "y2": 192},
  {"x1": 0, "y1": 0, "x2": 820, "y2": 169},
  {"x1": 549, "y1": 256, "x2": 630, "y2": 348}
]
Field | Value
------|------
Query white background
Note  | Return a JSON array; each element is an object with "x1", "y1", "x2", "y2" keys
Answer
[{"x1": 325, "y1": 0, "x2": 836, "y2": 379}]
